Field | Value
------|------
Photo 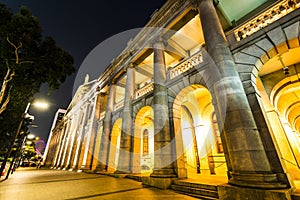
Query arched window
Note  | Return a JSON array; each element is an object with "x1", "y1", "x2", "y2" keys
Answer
[
  {"x1": 142, "y1": 129, "x2": 149, "y2": 156},
  {"x1": 212, "y1": 112, "x2": 223, "y2": 153}
]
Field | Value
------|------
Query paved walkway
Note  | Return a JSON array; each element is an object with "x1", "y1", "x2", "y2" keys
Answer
[{"x1": 0, "y1": 168, "x2": 197, "y2": 200}]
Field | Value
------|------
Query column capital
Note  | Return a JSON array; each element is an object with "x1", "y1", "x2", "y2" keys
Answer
[
  {"x1": 109, "y1": 80, "x2": 116, "y2": 85},
  {"x1": 152, "y1": 38, "x2": 167, "y2": 50},
  {"x1": 194, "y1": 0, "x2": 219, "y2": 7},
  {"x1": 129, "y1": 63, "x2": 136, "y2": 69}
]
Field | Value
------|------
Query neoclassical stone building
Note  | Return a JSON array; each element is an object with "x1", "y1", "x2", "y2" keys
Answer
[{"x1": 45, "y1": 0, "x2": 300, "y2": 199}]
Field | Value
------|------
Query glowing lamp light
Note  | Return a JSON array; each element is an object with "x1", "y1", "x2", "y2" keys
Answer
[
  {"x1": 27, "y1": 134, "x2": 35, "y2": 140},
  {"x1": 32, "y1": 101, "x2": 49, "y2": 109}
]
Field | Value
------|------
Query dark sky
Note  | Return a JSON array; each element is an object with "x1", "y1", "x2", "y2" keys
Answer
[{"x1": 2, "y1": 0, "x2": 166, "y2": 142}]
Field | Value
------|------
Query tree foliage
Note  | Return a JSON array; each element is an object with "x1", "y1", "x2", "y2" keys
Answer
[{"x1": 0, "y1": 4, "x2": 76, "y2": 151}]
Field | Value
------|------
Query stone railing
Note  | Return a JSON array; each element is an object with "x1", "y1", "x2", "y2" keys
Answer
[
  {"x1": 99, "y1": 111, "x2": 106, "y2": 120},
  {"x1": 169, "y1": 51, "x2": 203, "y2": 79},
  {"x1": 114, "y1": 100, "x2": 124, "y2": 111},
  {"x1": 234, "y1": 0, "x2": 300, "y2": 41},
  {"x1": 135, "y1": 82, "x2": 154, "y2": 99}
]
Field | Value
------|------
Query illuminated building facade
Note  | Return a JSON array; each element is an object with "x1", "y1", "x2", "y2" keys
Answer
[{"x1": 45, "y1": 0, "x2": 300, "y2": 199}]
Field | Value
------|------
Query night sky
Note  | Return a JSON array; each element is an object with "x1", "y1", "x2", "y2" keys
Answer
[{"x1": 2, "y1": 0, "x2": 166, "y2": 143}]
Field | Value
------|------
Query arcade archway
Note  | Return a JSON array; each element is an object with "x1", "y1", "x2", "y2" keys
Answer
[
  {"x1": 107, "y1": 118, "x2": 122, "y2": 172},
  {"x1": 132, "y1": 106, "x2": 154, "y2": 174},
  {"x1": 173, "y1": 84, "x2": 227, "y2": 178}
]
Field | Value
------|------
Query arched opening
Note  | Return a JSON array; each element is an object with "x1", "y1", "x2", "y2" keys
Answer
[
  {"x1": 107, "y1": 118, "x2": 122, "y2": 172},
  {"x1": 173, "y1": 84, "x2": 227, "y2": 178},
  {"x1": 132, "y1": 106, "x2": 154, "y2": 174},
  {"x1": 255, "y1": 45, "x2": 300, "y2": 181}
]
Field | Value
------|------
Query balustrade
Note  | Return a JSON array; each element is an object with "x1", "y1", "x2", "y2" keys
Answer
[
  {"x1": 169, "y1": 52, "x2": 203, "y2": 79},
  {"x1": 135, "y1": 82, "x2": 154, "y2": 99},
  {"x1": 99, "y1": 112, "x2": 106, "y2": 120},
  {"x1": 114, "y1": 100, "x2": 124, "y2": 111},
  {"x1": 235, "y1": 0, "x2": 300, "y2": 41}
]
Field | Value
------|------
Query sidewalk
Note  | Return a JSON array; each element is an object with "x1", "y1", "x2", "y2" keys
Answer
[{"x1": 0, "y1": 168, "x2": 197, "y2": 200}]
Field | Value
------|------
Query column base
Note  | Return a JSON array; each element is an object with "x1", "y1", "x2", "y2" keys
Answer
[
  {"x1": 218, "y1": 184, "x2": 292, "y2": 200},
  {"x1": 108, "y1": 173, "x2": 128, "y2": 178},
  {"x1": 229, "y1": 172, "x2": 289, "y2": 189},
  {"x1": 142, "y1": 176, "x2": 177, "y2": 189},
  {"x1": 150, "y1": 169, "x2": 177, "y2": 178},
  {"x1": 94, "y1": 164, "x2": 107, "y2": 172},
  {"x1": 70, "y1": 166, "x2": 78, "y2": 172},
  {"x1": 83, "y1": 165, "x2": 92, "y2": 172},
  {"x1": 83, "y1": 167, "x2": 90, "y2": 172},
  {"x1": 115, "y1": 170, "x2": 130, "y2": 174}
]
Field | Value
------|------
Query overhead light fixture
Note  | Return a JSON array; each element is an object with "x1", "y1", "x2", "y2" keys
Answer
[{"x1": 278, "y1": 54, "x2": 289, "y2": 76}]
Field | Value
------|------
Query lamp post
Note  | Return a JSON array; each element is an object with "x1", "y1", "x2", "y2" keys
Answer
[
  {"x1": 14, "y1": 134, "x2": 37, "y2": 170},
  {"x1": 0, "y1": 100, "x2": 48, "y2": 179}
]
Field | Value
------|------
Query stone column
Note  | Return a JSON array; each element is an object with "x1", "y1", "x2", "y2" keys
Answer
[
  {"x1": 71, "y1": 104, "x2": 90, "y2": 171},
  {"x1": 81, "y1": 97, "x2": 98, "y2": 171},
  {"x1": 116, "y1": 67, "x2": 135, "y2": 173},
  {"x1": 61, "y1": 116, "x2": 76, "y2": 169},
  {"x1": 197, "y1": 0, "x2": 289, "y2": 189},
  {"x1": 244, "y1": 79, "x2": 291, "y2": 178},
  {"x1": 53, "y1": 123, "x2": 68, "y2": 169},
  {"x1": 151, "y1": 40, "x2": 176, "y2": 178},
  {"x1": 60, "y1": 120, "x2": 73, "y2": 170},
  {"x1": 50, "y1": 126, "x2": 65, "y2": 168},
  {"x1": 50, "y1": 128, "x2": 61, "y2": 168},
  {"x1": 96, "y1": 84, "x2": 116, "y2": 172}
]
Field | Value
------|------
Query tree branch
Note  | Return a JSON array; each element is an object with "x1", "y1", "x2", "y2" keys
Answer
[
  {"x1": 6, "y1": 36, "x2": 17, "y2": 49},
  {"x1": 0, "y1": 67, "x2": 12, "y2": 105},
  {"x1": 0, "y1": 87, "x2": 11, "y2": 115},
  {"x1": 6, "y1": 36, "x2": 22, "y2": 64},
  {"x1": 19, "y1": 61, "x2": 35, "y2": 65}
]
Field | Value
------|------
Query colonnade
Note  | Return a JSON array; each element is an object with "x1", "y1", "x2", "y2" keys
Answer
[{"x1": 45, "y1": 0, "x2": 295, "y2": 197}]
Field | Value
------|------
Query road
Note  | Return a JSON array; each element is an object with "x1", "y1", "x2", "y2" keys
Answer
[{"x1": 0, "y1": 168, "x2": 197, "y2": 200}]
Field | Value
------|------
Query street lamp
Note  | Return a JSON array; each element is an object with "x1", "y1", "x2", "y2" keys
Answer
[
  {"x1": 27, "y1": 134, "x2": 36, "y2": 140},
  {"x1": 17, "y1": 134, "x2": 40, "y2": 169},
  {"x1": 0, "y1": 100, "x2": 49, "y2": 179},
  {"x1": 32, "y1": 101, "x2": 49, "y2": 110}
]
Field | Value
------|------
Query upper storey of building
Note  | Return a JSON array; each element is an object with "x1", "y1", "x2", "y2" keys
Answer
[{"x1": 96, "y1": 0, "x2": 299, "y2": 106}]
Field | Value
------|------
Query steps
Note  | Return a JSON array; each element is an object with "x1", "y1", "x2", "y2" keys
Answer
[
  {"x1": 292, "y1": 194, "x2": 300, "y2": 200},
  {"x1": 126, "y1": 174, "x2": 143, "y2": 182},
  {"x1": 171, "y1": 180, "x2": 219, "y2": 199}
]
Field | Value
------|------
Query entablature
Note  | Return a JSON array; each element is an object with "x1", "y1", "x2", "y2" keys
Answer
[{"x1": 97, "y1": 0, "x2": 196, "y2": 87}]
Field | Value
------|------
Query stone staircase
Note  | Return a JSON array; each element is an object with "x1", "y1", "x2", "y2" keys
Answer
[
  {"x1": 171, "y1": 180, "x2": 219, "y2": 199},
  {"x1": 126, "y1": 174, "x2": 143, "y2": 182},
  {"x1": 292, "y1": 193, "x2": 300, "y2": 200}
]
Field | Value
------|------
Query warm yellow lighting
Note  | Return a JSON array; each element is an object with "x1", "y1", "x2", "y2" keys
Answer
[
  {"x1": 235, "y1": 0, "x2": 299, "y2": 41},
  {"x1": 27, "y1": 134, "x2": 35, "y2": 140},
  {"x1": 170, "y1": 52, "x2": 203, "y2": 79},
  {"x1": 135, "y1": 82, "x2": 154, "y2": 99},
  {"x1": 32, "y1": 101, "x2": 49, "y2": 109}
]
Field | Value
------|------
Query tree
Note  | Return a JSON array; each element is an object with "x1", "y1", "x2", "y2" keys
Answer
[
  {"x1": 0, "y1": 4, "x2": 76, "y2": 174},
  {"x1": 0, "y1": 4, "x2": 75, "y2": 114}
]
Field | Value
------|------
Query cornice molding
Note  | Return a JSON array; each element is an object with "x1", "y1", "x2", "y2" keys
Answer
[{"x1": 97, "y1": 0, "x2": 194, "y2": 87}]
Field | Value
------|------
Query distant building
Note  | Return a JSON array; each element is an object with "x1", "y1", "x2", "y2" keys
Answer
[
  {"x1": 45, "y1": 0, "x2": 300, "y2": 199},
  {"x1": 43, "y1": 109, "x2": 66, "y2": 165}
]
